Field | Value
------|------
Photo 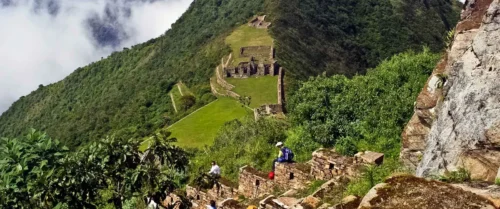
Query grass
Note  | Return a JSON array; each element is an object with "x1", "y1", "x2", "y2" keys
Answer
[
  {"x1": 225, "y1": 25, "x2": 273, "y2": 65},
  {"x1": 226, "y1": 76, "x2": 278, "y2": 108},
  {"x1": 169, "y1": 82, "x2": 193, "y2": 112},
  {"x1": 141, "y1": 98, "x2": 251, "y2": 150}
]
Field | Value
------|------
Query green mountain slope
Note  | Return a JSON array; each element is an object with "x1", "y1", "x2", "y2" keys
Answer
[
  {"x1": 268, "y1": 0, "x2": 462, "y2": 79},
  {"x1": 0, "y1": 0, "x2": 461, "y2": 148},
  {"x1": 0, "y1": 0, "x2": 266, "y2": 148}
]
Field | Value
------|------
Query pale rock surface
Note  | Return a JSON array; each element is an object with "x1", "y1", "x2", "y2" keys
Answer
[
  {"x1": 416, "y1": 0, "x2": 500, "y2": 181},
  {"x1": 400, "y1": 0, "x2": 495, "y2": 170}
]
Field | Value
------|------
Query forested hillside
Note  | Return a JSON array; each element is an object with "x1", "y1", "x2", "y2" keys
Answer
[
  {"x1": 268, "y1": 0, "x2": 461, "y2": 79},
  {"x1": 0, "y1": 0, "x2": 266, "y2": 148},
  {"x1": 0, "y1": 0, "x2": 460, "y2": 148}
]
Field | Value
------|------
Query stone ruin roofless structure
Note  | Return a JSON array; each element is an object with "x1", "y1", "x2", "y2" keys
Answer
[
  {"x1": 185, "y1": 149, "x2": 384, "y2": 209},
  {"x1": 210, "y1": 14, "x2": 285, "y2": 120},
  {"x1": 223, "y1": 45, "x2": 278, "y2": 78},
  {"x1": 248, "y1": 15, "x2": 271, "y2": 29}
]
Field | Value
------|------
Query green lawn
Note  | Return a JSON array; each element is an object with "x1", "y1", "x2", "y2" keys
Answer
[
  {"x1": 227, "y1": 76, "x2": 278, "y2": 108},
  {"x1": 225, "y1": 25, "x2": 273, "y2": 65},
  {"x1": 141, "y1": 98, "x2": 251, "y2": 149}
]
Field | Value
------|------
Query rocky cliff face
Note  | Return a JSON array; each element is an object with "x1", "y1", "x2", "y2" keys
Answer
[{"x1": 401, "y1": 0, "x2": 500, "y2": 182}]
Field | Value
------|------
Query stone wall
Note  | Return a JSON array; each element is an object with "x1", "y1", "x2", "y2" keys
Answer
[
  {"x1": 248, "y1": 15, "x2": 271, "y2": 29},
  {"x1": 254, "y1": 104, "x2": 283, "y2": 120},
  {"x1": 274, "y1": 163, "x2": 312, "y2": 190},
  {"x1": 240, "y1": 46, "x2": 272, "y2": 58},
  {"x1": 277, "y1": 67, "x2": 284, "y2": 105},
  {"x1": 186, "y1": 178, "x2": 239, "y2": 209},
  {"x1": 217, "y1": 66, "x2": 236, "y2": 90},
  {"x1": 310, "y1": 149, "x2": 357, "y2": 180},
  {"x1": 310, "y1": 149, "x2": 384, "y2": 180},
  {"x1": 238, "y1": 166, "x2": 275, "y2": 199}
]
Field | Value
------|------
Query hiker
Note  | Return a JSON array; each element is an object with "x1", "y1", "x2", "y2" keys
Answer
[
  {"x1": 272, "y1": 142, "x2": 294, "y2": 171},
  {"x1": 208, "y1": 161, "x2": 221, "y2": 177},
  {"x1": 208, "y1": 161, "x2": 221, "y2": 190},
  {"x1": 207, "y1": 200, "x2": 217, "y2": 209}
]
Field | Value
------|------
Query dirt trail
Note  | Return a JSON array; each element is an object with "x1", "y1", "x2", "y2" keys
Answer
[
  {"x1": 170, "y1": 92, "x2": 178, "y2": 113},
  {"x1": 177, "y1": 83, "x2": 184, "y2": 96}
]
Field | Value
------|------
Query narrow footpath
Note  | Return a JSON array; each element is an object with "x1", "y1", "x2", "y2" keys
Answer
[{"x1": 170, "y1": 92, "x2": 178, "y2": 113}]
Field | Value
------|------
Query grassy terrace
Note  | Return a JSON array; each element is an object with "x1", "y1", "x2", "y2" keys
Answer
[
  {"x1": 142, "y1": 98, "x2": 251, "y2": 149},
  {"x1": 227, "y1": 76, "x2": 278, "y2": 108},
  {"x1": 225, "y1": 25, "x2": 273, "y2": 65}
]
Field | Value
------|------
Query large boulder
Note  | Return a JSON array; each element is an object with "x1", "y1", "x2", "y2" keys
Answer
[
  {"x1": 400, "y1": 0, "x2": 497, "y2": 171},
  {"x1": 416, "y1": 0, "x2": 500, "y2": 181},
  {"x1": 453, "y1": 182, "x2": 500, "y2": 208},
  {"x1": 358, "y1": 175, "x2": 496, "y2": 209}
]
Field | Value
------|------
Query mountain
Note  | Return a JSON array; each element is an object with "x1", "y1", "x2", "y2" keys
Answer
[{"x1": 0, "y1": 0, "x2": 461, "y2": 148}]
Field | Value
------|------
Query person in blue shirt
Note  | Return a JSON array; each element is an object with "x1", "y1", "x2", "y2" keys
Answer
[{"x1": 272, "y1": 142, "x2": 294, "y2": 171}]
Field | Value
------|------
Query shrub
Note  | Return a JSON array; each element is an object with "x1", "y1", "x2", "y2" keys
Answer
[
  {"x1": 180, "y1": 95, "x2": 197, "y2": 111},
  {"x1": 438, "y1": 167, "x2": 471, "y2": 183}
]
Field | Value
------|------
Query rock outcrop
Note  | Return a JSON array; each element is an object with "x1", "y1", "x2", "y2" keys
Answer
[
  {"x1": 401, "y1": 0, "x2": 500, "y2": 182},
  {"x1": 358, "y1": 175, "x2": 497, "y2": 209}
]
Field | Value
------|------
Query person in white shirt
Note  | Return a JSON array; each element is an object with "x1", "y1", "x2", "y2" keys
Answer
[
  {"x1": 208, "y1": 161, "x2": 221, "y2": 176},
  {"x1": 208, "y1": 161, "x2": 221, "y2": 191}
]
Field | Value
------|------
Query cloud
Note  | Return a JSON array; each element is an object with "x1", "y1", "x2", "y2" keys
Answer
[{"x1": 0, "y1": 0, "x2": 192, "y2": 113}]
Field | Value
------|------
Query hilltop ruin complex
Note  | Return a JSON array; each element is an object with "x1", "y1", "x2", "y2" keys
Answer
[{"x1": 210, "y1": 15, "x2": 285, "y2": 120}]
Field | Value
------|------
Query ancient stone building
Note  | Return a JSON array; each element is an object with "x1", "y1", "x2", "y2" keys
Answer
[
  {"x1": 248, "y1": 15, "x2": 271, "y2": 29},
  {"x1": 310, "y1": 149, "x2": 358, "y2": 180},
  {"x1": 274, "y1": 163, "x2": 312, "y2": 190},
  {"x1": 186, "y1": 148, "x2": 384, "y2": 209},
  {"x1": 186, "y1": 177, "x2": 239, "y2": 209},
  {"x1": 310, "y1": 149, "x2": 384, "y2": 180},
  {"x1": 224, "y1": 45, "x2": 277, "y2": 78},
  {"x1": 238, "y1": 166, "x2": 275, "y2": 199}
]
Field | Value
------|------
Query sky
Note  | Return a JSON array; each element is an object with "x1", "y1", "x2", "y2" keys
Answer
[{"x1": 0, "y1": 0, "x2": 192, "y2": 113}]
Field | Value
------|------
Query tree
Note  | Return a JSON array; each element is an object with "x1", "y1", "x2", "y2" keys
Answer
[
  {"x1": 0, "y1": 129, "x2": 189, "y2": 208},
  {"x1": 179, "y1": 95, "x2": 196, "y2": 111}
]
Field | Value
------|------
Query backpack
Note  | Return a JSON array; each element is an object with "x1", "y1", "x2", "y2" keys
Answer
[{"x1": 282, "y1": 147, "x2": 294, "y2": 162}]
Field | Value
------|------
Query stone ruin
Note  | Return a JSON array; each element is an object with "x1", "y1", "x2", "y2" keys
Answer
[
  {"x1": 253, "y1": 104, "x2": 283, "y2": 120},
  {"x1": 224, "y1": 61, "x2": 278, "y2": 78},
  {"x1": 310, "y1": 149, "x2": 385, "y2": 181},
  {"x1": 238, "y1": 166, "x2": 275, "y2": 199},
  {"x1": 186, "y1": 177, "x2": 239, "y2": 209},
  {"x1": 185, "y1": 149, "x2": 384, "y2": 209},
  {"x1": 248, "y1": 15, "x2": 271, "y2": 29},
  {"x1": 254, "y1": 68, "x2": 285, "y2": 120},
  {"x1": 224, "y1": 45, "x2": 277, "y2": 78},
  {"x1": 274, "y1": 163, "x2": 312, "y2": 190}
]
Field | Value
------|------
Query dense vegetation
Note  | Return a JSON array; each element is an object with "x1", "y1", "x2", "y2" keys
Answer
[
  {"x1": 0, "y1": 0, "x2": 266, "y2": 148},
  {"x1": 190, "y1": 50, "x2": 440, "y2": 183},
  {"x1": 287, "y1": 49, "x2": 440, "y2": 159},
  {"x1": 0, "y1": 129, "x2": 188, "y2": 209},
  {"x1": 268, "y1": 0, "x2": 461, "y2": 79}
]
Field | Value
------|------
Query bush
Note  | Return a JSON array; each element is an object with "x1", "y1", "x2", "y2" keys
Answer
[
  {"x1": 180, "y1": 95, "x2": 197, "y2": 111},
  {"x1": 335, "y1": 137, "x2": 358, "y2": 156},
  {"x1": 189, "y1": 117, "x2": 288, "y2": 181},
  {"x1": 287, "y1": 49, "x2": 440, "y2": 157},
  {"x1": 438, "y1": 167, "x2": 471, "y2": 183}
]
